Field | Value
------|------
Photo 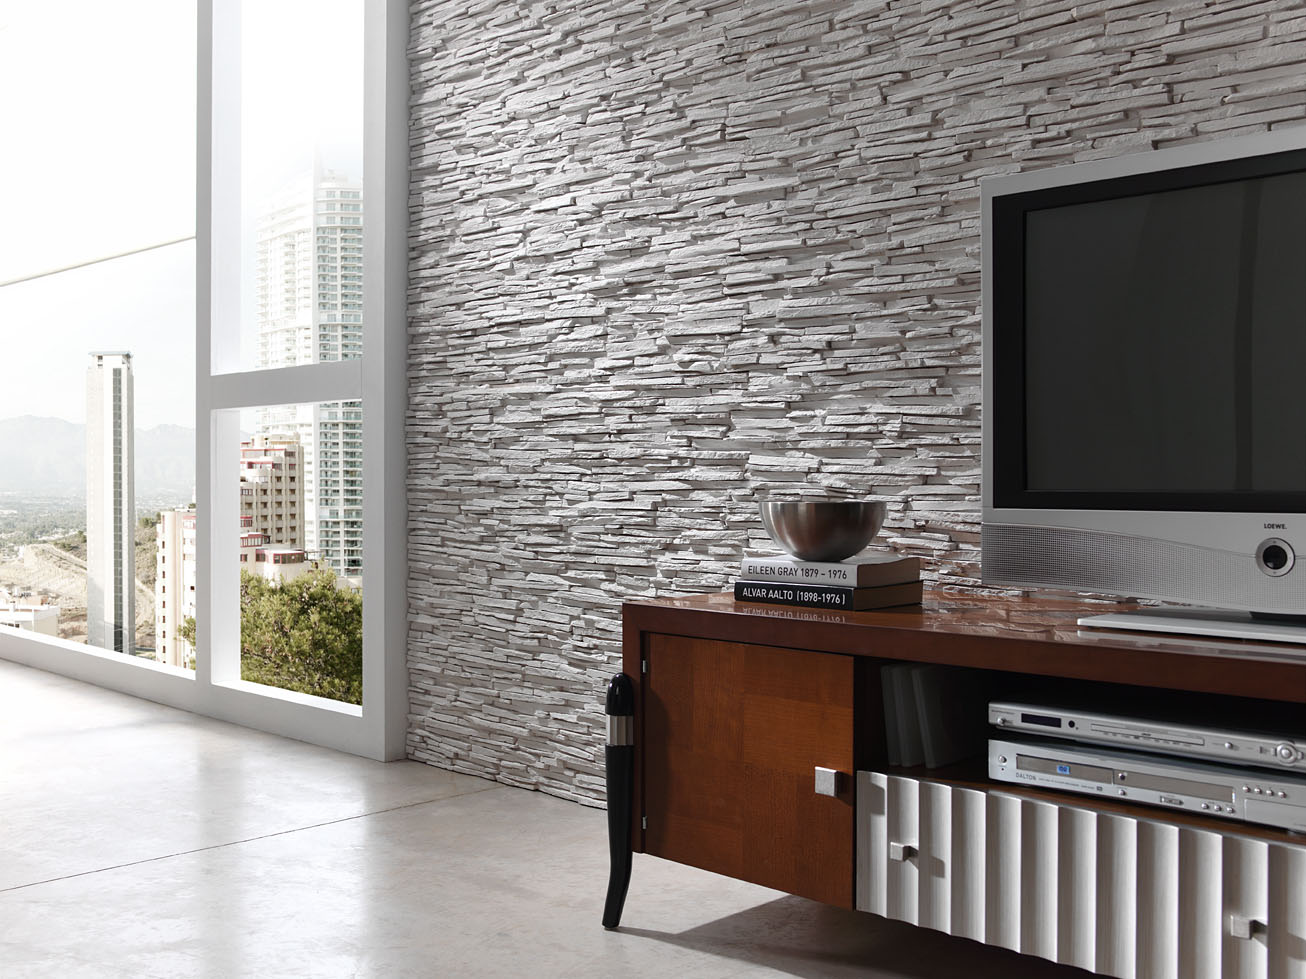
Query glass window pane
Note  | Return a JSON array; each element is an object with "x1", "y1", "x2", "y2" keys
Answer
[
  {"x1": 0, "y1": 4, "x2": 196, "y2": 668},
  {"x1": 230, "y1": 0, "x2": 365, "y2": 372},
  {"x1": 235, "y1": 403, "x2": 362, "y2": 703}
]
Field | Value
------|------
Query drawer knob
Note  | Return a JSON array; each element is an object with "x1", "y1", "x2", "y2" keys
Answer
[
  {"x1": 1229, "y1": 914, "x2": 1266, "y2": 941},
  {"x1": 889, "y1": 841, "x2": 918, "y2": 862},
  {"x1": 814, "y1": 767, "x2": 843, "y2": 797}
]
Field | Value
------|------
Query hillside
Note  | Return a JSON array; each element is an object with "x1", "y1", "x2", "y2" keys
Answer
[
  {"x1": 54, "y1": 520, "x2": 155, "y2": 589},
  {"x1": 2, "y1": 530, "x2": 157, "y2": 649}
]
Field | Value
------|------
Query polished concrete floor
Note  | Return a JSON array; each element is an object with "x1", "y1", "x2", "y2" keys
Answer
[{"x1": 0, "y1": 659, "x2": 1092, "y2": 978}]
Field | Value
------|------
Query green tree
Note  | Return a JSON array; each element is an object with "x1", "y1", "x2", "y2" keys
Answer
[
  {"x1": 177, "y1": 616, "x2": 198, "y2": 671},
  {"x1": 239, "y1": 568, "x2": 363, "y2": 704}
]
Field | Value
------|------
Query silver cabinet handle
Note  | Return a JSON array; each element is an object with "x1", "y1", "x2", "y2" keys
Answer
[
  {"x1": 889, "y1": 841, "x2": 917, "y2": 862},
  {"x1": 814, "y1": 767, "x2": 842, "y2": 797},
  {"x1": 1229, "y1": 914, "x2": 1266, "y2": 940}
]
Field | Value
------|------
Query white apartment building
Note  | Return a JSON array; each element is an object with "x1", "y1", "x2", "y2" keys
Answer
[
  {"x1": 239, "y1": 534, "x2": 310, "y2": 585},
  {"x1": 86, "y1": 351, "x2": 135, "y2": 654},
  {"x1": 255, "y1": 169, "x2": 363, "y2": 580},
  {"x1": 157, "y1": 520, "x2": 313, "y2": 669},
  {"x1": 0, "y1": 591, "x2": 60, "y2": 637},
  {"x1": 155, "y1": 506, "x2": 196, "y2": 668}
]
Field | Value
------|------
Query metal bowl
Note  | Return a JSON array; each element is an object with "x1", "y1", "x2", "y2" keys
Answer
[{"x1": 758, "y1": 500, "x2": 886, "y2": 562}]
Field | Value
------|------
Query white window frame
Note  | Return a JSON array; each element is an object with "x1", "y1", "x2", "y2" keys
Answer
[{"x1": 0, "y1": 0, "x2": 408, "y2": 762}]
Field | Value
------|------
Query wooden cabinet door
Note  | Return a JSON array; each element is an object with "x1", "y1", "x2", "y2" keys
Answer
[{"x1": 642, "y1": 634, "x2": 855, "y2": 909}]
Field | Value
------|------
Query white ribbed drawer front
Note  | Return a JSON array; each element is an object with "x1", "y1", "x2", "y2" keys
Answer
[{"x1": 856, "y1": 772, "x2": 1306, "y2": 979}]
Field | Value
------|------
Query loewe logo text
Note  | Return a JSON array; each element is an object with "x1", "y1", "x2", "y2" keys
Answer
[{"x1": 1264, "y1": 522, "x2": 1286, "y2": 530}]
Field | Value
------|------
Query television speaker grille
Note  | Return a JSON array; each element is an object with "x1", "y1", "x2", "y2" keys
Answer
[{"x1": 982, "y1": 523, "x2": 1304, "y2": 613}]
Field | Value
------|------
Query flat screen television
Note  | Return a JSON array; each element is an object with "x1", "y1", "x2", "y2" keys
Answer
[{"x1": 981, "y1": 127, "x2": 1306, "y2": 641}]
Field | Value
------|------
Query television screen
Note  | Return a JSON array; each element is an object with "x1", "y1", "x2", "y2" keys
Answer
[{"x1": 992, "y1": 159, "x2": 1306, "y2": 511}]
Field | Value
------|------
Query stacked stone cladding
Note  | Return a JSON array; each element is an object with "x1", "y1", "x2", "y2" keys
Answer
[{"x1": 406, "y1": 0, "x2": 1306, "y2": 803}]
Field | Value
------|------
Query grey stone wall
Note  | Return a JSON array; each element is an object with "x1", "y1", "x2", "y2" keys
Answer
[{"x1": 406, "y1": 0, "x2": 1306, "y2": 802}]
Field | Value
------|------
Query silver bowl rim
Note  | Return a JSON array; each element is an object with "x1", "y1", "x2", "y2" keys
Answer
[{"x1": 756, "y1": 499, "x2": 886, "y2": 509}]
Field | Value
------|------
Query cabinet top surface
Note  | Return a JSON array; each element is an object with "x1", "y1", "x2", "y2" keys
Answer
[{"x1": 624, "y1": 590, "x2": 1306, "y2": 701}]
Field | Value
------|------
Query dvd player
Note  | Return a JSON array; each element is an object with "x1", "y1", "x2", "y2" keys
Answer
[
  {"x1": 989, "y1": 700, "x2": 1306, "y2": 771},
  {"x1": 990, "y1": 736, "x2": 1306, "y2": 833}
]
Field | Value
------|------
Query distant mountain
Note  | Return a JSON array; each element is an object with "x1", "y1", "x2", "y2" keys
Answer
[
  {"x1": 137, "y1": 424, "x2": 196, "y2": 502},
  {"x1": 0, "y1": 417, "x2": 83, "y2": 493},
  {"x1": 0, "y1": 416, "x2": 195, "y2": 501}
]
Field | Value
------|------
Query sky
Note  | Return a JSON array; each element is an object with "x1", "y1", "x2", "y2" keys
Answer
[
  {"x1": 0, "y1": 0, "x2": 362, "y2": 429},
  {"x1": 0, "y1": 2, "x2": 197, "y2": 429}
]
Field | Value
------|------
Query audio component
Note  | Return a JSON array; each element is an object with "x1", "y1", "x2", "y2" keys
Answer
[
  {"x1": 989, "y1": 700, "x2": 1306, "y2": 771},
  {"x1": 989, "y1": 736, "x2": 1306, "y2": 832}
]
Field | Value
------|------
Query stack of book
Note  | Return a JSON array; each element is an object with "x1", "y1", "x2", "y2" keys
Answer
[
  {"x1": 734, "y1": 552, "x2": 922, "y2": 611},
  {"x1": 880, "y1": 663, "x2": 987, "y2": 769}
]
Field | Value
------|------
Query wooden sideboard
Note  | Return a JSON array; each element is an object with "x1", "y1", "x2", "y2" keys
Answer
[{"x1": 613, "y1": 590, "x2": 1306, "y2": 978}]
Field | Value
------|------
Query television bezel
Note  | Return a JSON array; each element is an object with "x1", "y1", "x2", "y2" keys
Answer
[{"x1": 989, "y1": 144, "x2": 1306, "y2": 514}]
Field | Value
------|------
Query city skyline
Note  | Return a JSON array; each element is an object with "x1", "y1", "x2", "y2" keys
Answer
[
  {"x1": 0, "y1": 0, "x2": 367, "y2": 699},
  {"x1": 254, "y1": 168, "x2": 364, "y2": 580}
]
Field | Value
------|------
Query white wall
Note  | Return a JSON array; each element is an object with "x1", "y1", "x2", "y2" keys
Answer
[{"x1": 406, "y1": 0, "x2": 1306, "y2": 803}]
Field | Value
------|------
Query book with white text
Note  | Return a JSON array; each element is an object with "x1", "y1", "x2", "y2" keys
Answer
[
  {"x1": 739, "y1": 552, "x2": 919, "y2": 588},
  {"x1": 733, "y1": 579, "x2": 923, "y2": 611}
]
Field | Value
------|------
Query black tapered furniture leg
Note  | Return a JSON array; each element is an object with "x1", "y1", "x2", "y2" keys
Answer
[{"x1": 602, "y1": 672, "x2": 635, "y2": 929}]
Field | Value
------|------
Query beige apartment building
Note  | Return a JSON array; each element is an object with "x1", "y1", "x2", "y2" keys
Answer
[{"x1": 240, "y1": 435, "x2": 303, "y2": 548}]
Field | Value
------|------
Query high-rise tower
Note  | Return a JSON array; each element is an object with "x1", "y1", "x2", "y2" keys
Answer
[
  {"x1": 255, "y1": 169, "x2": 363, "y2": 579},
  {"x1": 86, "y1": 351, "x2": 135, "y2": 653}
]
